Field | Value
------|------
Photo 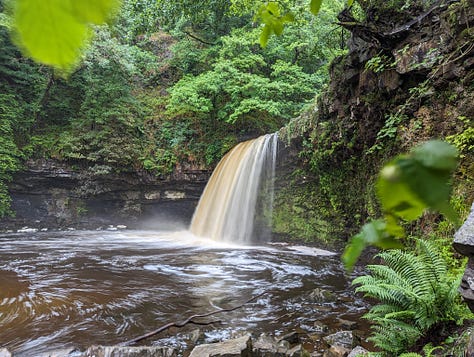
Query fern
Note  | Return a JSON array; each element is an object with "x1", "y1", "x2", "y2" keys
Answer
[{"x1": 353, "y1": 238, "x2": 468, "y2": 355}]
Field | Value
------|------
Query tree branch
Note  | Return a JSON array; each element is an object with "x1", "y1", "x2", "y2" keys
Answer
[
  {"x1": 183, "y1": 30, "x2": 217, "y2": 46},
  {"x1": 120, "y1": 290, "x2": 272, "y2": 346}
]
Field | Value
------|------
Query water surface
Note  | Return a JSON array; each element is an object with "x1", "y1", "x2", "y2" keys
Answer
[{"x1": 0, "y1": 230, "x2": 367, "y2": 355}]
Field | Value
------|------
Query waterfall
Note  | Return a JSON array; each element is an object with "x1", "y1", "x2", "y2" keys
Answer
[{"x1": 190, "y1": 133, "x2": 279, "y2": 244}]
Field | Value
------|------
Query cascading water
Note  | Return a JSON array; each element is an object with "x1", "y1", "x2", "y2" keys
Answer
[{"x1": 190, "y1": 133, "x2": 279, "y2": 244}]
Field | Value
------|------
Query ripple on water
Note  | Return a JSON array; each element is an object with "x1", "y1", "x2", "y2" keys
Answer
[{"x1": 0, "y1": 230, "x2": 368, "y2": 355}]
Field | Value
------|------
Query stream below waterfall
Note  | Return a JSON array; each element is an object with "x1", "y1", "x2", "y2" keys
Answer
[{"x1": 0, "y1": 230, "x2": 369, "y2": 356}]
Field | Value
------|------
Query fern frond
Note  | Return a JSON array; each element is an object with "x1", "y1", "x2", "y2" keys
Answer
[
  {"x1": 416, "y1": 239, "x2": 447, "y2": 281},
  {"x1": 377, "y1": 250, "x2": 433, "y2": 297}
]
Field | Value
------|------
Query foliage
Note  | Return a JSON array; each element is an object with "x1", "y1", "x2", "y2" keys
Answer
[
  {"x1": 343, "y1": 140, "x2": 459, "y2": 270},
  {"x1": 9, "y1": 0, "x2": 122, "y2": 72},
  {"x1": 353, "y1": 238, "x2": 469, "y2": 355}
]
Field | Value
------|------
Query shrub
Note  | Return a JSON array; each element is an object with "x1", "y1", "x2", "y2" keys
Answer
[{"x1": 353, "y1": 238, "x2": 469, "y2": 355}]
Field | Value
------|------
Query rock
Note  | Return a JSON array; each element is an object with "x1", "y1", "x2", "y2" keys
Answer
[
  {"x1": 313, "y1": 321, "x2": 329, "y2": 334},
  {"x1": 17, "y1": 227, "x2": 38, "y2": 233},
  {"x1": 84, "y1": 345, "x2": 177, "y2": 357},
  {"x1": 453, "y1": 202, "x2": 474, "y2": 312},
  {"x1": 279, "y1": 331, "x2": 301, "y2": 345},
  {"x1": 347, "y1": 346, "x2": 368, "y2": 357},
  {"x1": 188, "y1": 328, "x2": 204, "y2": 345},
  {"x1": 144, "y1": 191, "x2": 161, "y2": 200},
  {"x1": 323, "y1": 331, "x2": 355, "y2": 350},
  {"x1": 323, "y1": 345, "x2": 350, "y2": 357},
  {"x1": 189, "y1": 334, "x2": 252, "y2": 357},
  {"x1": 336, "y1": 319, "x2": 357, "y2": 330},
  {"x1": 454, "y1": 202, "x2": 474, "y2": 256},
  {"x1": 287, "y1": 345, "x2": 309, "y2": 357},
  {"x1": 0, "y1": 348, "x2": 11, "y2": 357},
  {"x1": 307, "y1": 288, "x2": 336, "y2": 303},
  {"x1": 466, "y1": 329, "x2": 474, "y2": 357},
  {"x1": 253, "y1": 333, "x2": 289, "y2": 356},
  {"x1": 36, "y1": 347, "x2": 78, "y2": 356},
  {"x1": 164, "y1": 191, "x2": 186, "y2": 200},
  {"x1": 393, "y1": 40, "x2": 441, "y2": 74}
]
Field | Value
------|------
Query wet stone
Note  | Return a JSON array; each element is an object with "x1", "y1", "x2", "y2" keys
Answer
[
  {"x1": 323, "y1": 331, "x2": 355, "y2": 350},
  {"x1": 253, "y1": 333, "x2": 289, "y2": 356},
  {"x1": 0, "y1": 348, "x2": 11, "y2": 357},
  {"x1": 84, "y1": 345, "x2": 177, "y2": 357},
  {"x1": 307, "y1": 288, "x2": 336, "y2": 303},
  {"x1": 278, "y1": 331, "x2": 301, "y2": 345},
  {"x1": 313, "y1": 321, "x2": 329, "y2": 334},
  {"x1": 336, "y1": 319, "x2": 357, "y2": 330},
  {"x1": 347, "y1": 346, "x2": 368, "y2": 357},
  {"x1": 323, "y1": 345, "x2": 351, "y2": 357},
  {"x1": 189, "y1": 334, "x2": 252, "y2": 357},
  {"x1": 37, "y1": 348, "x2": 79, "y2": 357}
]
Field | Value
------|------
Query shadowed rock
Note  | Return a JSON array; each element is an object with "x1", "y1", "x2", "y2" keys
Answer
[{"x1": 453, "y1": 202, "x2": 474, "y2": 312}]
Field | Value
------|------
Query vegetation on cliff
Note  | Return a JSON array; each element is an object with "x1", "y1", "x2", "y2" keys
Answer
[{"x1": 0, "y1": 0, "x2": 345, "y2": 217}]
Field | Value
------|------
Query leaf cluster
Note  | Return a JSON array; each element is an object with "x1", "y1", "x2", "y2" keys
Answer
[
  {"x1": 353, "y1": 239, "x2": 469, "y2": 355},
  {"x1": 343, "y1": 140, "x2": 459, "y2": 269}
]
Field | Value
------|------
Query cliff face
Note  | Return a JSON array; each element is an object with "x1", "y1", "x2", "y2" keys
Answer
[
  {"x1": 274, "y1": 0, "x2": 474, "y2": 246},
  {"x1": 3, "y1": 159, "x2": 209, "y2": 230}
]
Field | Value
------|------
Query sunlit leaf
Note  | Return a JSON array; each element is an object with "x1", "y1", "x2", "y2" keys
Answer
[
  {"x1": 259, "y1": 25, "x2": 271, "y2": 47},
  {"x1": 256, "y1": 2, "x2": 294, "y2": 48},
  {"x1": 11, "y1": 0, "x2": 122, "y2": 72},
  {"x1": 72, "y1": 0, "x2": 122, "y2": 24},
  {"x1": 310, "y1": 0, "x2": 323, "y2": 15},
  {"x1": 347, "y1": 0, "x2": 355, "y2": 6},
  {"x1": 266, "y1": 2, "x2": 280, "y2": 16}
]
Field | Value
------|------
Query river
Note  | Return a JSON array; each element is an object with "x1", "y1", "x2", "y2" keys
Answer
[{"x1": 0, "y1": 230, "x2": 368, "y2": 355}]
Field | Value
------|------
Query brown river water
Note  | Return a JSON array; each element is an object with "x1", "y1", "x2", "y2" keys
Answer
[{"x1": 0, "y1": 230, "x2": 368, "y2": 356}]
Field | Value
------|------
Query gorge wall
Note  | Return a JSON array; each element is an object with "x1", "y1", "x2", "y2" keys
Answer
[
  {"x1": 2, "y1": 159, "x2": 209, "y2": 230},
  {"x1": 274, "y1": 0, "x2": 474, "y2": 247}
]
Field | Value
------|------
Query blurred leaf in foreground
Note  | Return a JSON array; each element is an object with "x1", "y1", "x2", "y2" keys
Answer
[
  {"x1": 343, "y1": 140, "x2": 459, "y2": 270},
  {"x1": 10, "y1": 0, "x2": 122, "y2": 73}
]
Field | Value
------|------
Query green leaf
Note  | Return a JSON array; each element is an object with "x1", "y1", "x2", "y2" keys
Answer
[
  {"x1": 11, "y1": 0, "x2": 122, "y2": 72},
  {"x1": 347, "y1": 0, "x2": 355, "y2": 7},
  {"x1": 412, "y1": 140, "x2": 458, "y2": 171},
  {"x1": 71, "y1": 0, "x2": 122, "y2": 24},
  {"x1": 378, "y1": 162, "x2": 427, "y2": 221},
  {"x1": 343, "y1": 220, "x2": 403, "y2": 270},
  {"x1": 342, "y1": 233, "x2": 366, "y2": 271},
  {"x1": 259, "y1": 25, "x2": 271, "y2": 48},
  {"x1": 310, "y1": 0, "x2": 323, "y2": 15}
]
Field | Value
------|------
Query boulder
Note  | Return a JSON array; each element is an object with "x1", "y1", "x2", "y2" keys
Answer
[
  {"x1": 189, "y1": 335, "x2": 252, "y2": 357},
  {"x1": 323, "y1": 331, "x2": 355, "y2": 350},
  {"x1": 307, "y1": 288, "x2": 336, "y2": 304},
  {"x1": 453, "y1": 202, "x2": 474, "y2": 312},
  {"x1": 252, "y1": 333, "x2": 291, "y2": 356},
  {"x1": 322, "y1": 345, "x2": 350, "y2": 357},
  {"x1": 347, "y1": 346, "x2": 369, "y2": 357},
  {"x1": 84, "y1": 346, "x2": 177, "y2": 357}
]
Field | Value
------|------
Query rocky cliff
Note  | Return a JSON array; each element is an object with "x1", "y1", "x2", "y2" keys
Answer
[
  {"x1": 274, "y1": 0, "x2": 474, "y2": 246},
  {"x1": 2, "y1": 159, "x2": 209, "y2": 231}
]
